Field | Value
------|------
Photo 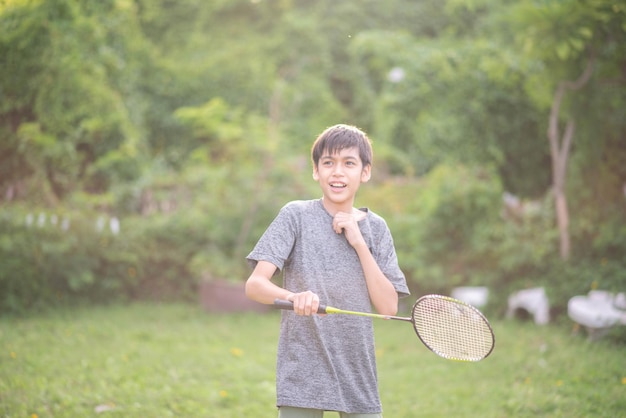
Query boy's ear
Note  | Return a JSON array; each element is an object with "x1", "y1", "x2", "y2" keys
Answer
[
  {"x1": 312, "y1": 165, "x2": 320, "y2": 181},
  {"x1": 361, "y1": 164, "x2": 372, "y2": 183}
]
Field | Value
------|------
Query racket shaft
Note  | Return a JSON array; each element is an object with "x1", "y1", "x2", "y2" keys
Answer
[{"x1": 273, "y1": 299, "x2": 411, "y2": 321}]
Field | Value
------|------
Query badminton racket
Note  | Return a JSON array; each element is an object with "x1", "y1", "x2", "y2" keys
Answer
[{"x1": 274, "y1": 294, "x2": 495, "y2": 362}]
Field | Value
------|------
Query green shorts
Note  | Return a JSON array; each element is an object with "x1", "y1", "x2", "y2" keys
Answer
[{"x1": 278, "y1": 406, "x2": 383, "y2": 418}]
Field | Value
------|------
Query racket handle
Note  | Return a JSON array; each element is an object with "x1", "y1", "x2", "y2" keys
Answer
[{"x1": 273, "y1": 299, "x2": 328, "y2": 314}]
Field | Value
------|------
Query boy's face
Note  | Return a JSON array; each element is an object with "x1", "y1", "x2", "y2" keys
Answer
[{"x1": 312, "y1": 146, "x2": 371, "y2": 210}]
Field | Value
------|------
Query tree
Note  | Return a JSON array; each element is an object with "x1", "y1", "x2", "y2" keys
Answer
[
  {"x1": 347, "y1": 32, "x2": 549, "y2": 195},
  {"x1": 547, "y1": 56, "x2": 595, "y2": 260},
  {"x1": 510, "y1": 0, "x2": 626, "y2": 260},
  {"x1": 0, "y1": 0, "x2": 151, "y2": 205}
]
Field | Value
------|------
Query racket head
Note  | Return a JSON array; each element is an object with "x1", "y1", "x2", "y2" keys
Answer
[{"x1": 411, "y1": 295, "x2": 495, "y2": 362}]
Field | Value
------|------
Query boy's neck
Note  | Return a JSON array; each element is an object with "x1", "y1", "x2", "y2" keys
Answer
[{"x1": 320, "y1": 197, "x2": 357, "y2": 217}]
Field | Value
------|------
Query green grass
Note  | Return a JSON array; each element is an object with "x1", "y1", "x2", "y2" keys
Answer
[{"x1": 1, "y1": 303, "x2": 624, "y2": 417}]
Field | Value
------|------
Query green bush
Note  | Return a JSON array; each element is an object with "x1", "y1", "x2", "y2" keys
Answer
[
  {"x1": 367, "y1": 163, "x2": 503, "y2": 293},
  {"x1": 364, "y1": 164, "x2": 626, "y2": 318},
  {"x1": 0, "y1": 206, "x2": 130, "y2": 313},
  {"x1": 3, "y1": 162, "x2": 624, "y2": 318},
  {"x1": 0, "y1": 201, "x2": 264, "y2": 314}
]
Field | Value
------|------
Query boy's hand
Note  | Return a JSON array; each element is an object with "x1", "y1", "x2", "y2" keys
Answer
[
  {"x1": 288, "y1": 290, "x2": 321, "y2": 316},
  {"x1": 333, "y1": 210, "x2": 366, "y2": 248}
]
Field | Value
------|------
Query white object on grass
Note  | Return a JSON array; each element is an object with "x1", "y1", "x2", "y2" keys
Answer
[
  {"x1": 506, "y1": 287, "x2": 550, "y2": 325},
  {"x1": 450, "y1": 286, "x2": 489, "y2": 308},
  {"x1": 568, "y1": 290, "x2": 626, "y2": 340}
]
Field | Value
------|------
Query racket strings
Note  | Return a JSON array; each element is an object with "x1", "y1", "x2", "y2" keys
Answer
[{"x1": 412, "y1": 296, "x2": 494, "y2": 361}]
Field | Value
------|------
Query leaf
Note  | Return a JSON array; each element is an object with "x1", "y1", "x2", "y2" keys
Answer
[
  {"x1": 578, "y1": 27, "x2": 593, "y2": 39},
  {"x1": 556, "y1": 42, "x2": 570, "y2": 60},
  {"x1": 570, "y1": 38, "x2": 585, "y2": 52}
]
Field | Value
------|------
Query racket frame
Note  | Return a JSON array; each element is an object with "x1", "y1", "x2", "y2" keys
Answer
[{"x1": 410, "y1": 295, "x2": 495, "y2": 361}]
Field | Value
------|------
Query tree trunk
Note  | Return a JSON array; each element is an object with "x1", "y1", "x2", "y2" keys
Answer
[
  {"x1": 547, "y1": 56, "x2": 595, "y2": 261},
  {"x1": 550, "y1": 118, "x2": 574, "y2": 260}
]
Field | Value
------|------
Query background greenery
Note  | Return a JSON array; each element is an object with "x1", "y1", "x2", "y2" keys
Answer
[{"x1": 1, "y1": 0, "x2": 625, "y2": 317}]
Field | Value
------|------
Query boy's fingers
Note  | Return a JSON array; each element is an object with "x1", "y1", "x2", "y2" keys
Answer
[
  {"x1": 310, "y1": 298, "x2": 320, "y2": 315},
  {"x1": 292, "y1": 291, "x2": 320, "y2": 316},
  {"x1": 305, "y1": 293, "x2": 320, "y2": 315},
  {"x1": 333, "y1": 211, "x2": 363, "y2": 235}
]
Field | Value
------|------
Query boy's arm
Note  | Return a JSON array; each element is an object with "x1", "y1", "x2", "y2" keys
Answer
[
  {"x1": 353, "y1": 242, "x2": 399, "y2": 316},
  {"x1": 333, "y1": 212, "x2": 399, "y2": 316},
  {"x1": 245, "y1": 260, "x2": 321, "y2": 316}
]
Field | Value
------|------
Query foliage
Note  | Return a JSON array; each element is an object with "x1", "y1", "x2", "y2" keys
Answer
[
  {"x1": 348, "y1": 34, "x2": 551, "y2": 197},
  {"x1": 0, "y1": 95, "x2": 314, "y2": 313},
  {"x1": 1, "y1": 0, "x2": 625, "y2": 315},
  {"x1": 0, "y1": 0, "x2": 150, "y2": 203},
  {"x1": 361, "y1": 163, "x2": 503, "y2": 293},
  {"x1": 0, "y1": 205, "x2": 138, "y2": 312},
  {"x1": 0, "y1": 205, "x2": 228, "y2": 314},
  {"x1": 363, "y1": 165, "x2": 626, "y2": 315}
]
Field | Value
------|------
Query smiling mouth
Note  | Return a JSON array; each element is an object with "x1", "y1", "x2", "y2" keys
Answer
[{"x1": 330, "y1": 182, "x2": 347, "y2": 188}]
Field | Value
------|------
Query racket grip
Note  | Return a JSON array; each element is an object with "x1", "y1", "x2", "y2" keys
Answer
[{"x1": 273, "y1": 299, "x2": 328, "y2": 314}]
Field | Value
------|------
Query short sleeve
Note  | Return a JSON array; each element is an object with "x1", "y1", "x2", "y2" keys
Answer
[{"x1": 246, "y1": 204, "x2": 297, "y2": 275}]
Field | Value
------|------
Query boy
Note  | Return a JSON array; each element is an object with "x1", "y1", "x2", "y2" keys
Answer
[{"x1": 245, "y1": 124, "x2": 409, "y2": 418}]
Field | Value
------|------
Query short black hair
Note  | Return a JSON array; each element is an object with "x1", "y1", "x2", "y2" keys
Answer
[{"x1": 311, "y1": 124, "x2": 373, "y2": 168}]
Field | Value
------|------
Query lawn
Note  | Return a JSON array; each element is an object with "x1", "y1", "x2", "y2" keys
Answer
[{"x1": 1, "y1": 303, "x2": 624, "y2": 417}]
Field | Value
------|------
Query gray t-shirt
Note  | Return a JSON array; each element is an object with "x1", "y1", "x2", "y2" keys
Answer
[{"x1": 247, "y1": 199, "x2": 409, "y2": 414}]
